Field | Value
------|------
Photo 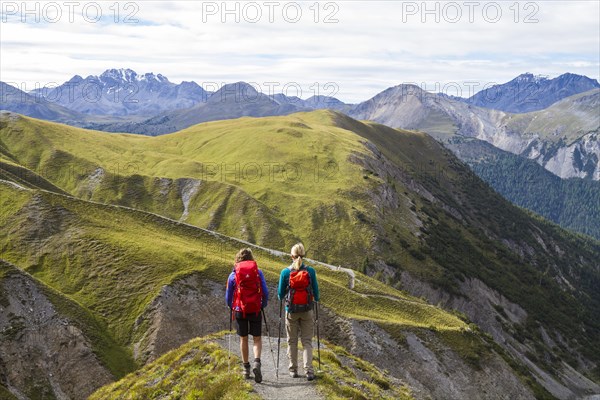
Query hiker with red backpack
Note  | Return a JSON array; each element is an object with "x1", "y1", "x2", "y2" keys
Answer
[
  {"x1": 225, "y1": 248, "x2": 269, "y2": 383},
  {"x1": 277, "y1": 243, "x2": 320, "y2": 381}
]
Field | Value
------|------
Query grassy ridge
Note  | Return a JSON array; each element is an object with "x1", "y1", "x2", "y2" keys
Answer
[
  {"x1": 90, "y1": 334, "x2": 414, "y2": 400},
  {"x1": 504, "y1": 89, "x2": 599, "y2": 143},
  {"x1": 0, "y1": 111, "x2": 473, "y2": 269},
  {"x1": 2, "y1": 111, "x2": 599, "y2": 352},
  {"x1": 89, "y1": 334, "x2": 258, "y2": 400},
  {"x1": 0, "y1": 159, "x2": 69, "y2": 194},
  {"x1": 0, "y1": 181, "x2": 465, "y2": 353},
  {"x1": 0, "y1": 112, "x2": 378, "y2": 265}
]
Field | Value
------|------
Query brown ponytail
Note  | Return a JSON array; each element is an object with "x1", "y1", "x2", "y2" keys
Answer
[{"x1": 235, "y1": 248, "x2": 254, "y2": 263}]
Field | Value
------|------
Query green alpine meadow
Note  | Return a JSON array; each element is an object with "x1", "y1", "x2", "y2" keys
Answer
[
  {"x1": 1, "y1": 2, "x2": 599, "y2": 398},
  {"x1": 1, "y1": 108, "x2": 599, "y2": 399}
]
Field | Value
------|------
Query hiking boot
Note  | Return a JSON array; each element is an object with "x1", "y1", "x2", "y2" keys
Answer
[
  {"x1": 253, "y1": 360, "x2": 262, "y2": 383},
  {"x1": 306, "y1": 371, "x2": 315, "y2": 381},
  {"x1": 242, "y1": 363, "x2": 251, "y2": 379},
  {"x1": 289, "y1": 371, "x2": 299, "y2": 378}
]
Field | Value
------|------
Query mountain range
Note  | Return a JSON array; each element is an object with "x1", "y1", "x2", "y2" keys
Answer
[
  {"x1": 348, "y1": 84, "x2": 600, "y2": 180},
  {"x1": 2, "y1": 70, "x2": 599, "y2": 242},
  {"x1": 85, "y1": 81, "x2": 312, "y2": 135},
  {"x1": 84, "y1": 82, "x2": 352, "y2": 135},
  {"x1": 0, "y1": 81, "x2": 84, "y2": 122},
  {"x1": 2, "y1": 69, "x2": 350, "y2": 133},
  {"x1": 2, "y1": 71, "x2": 600, "y2": 244},
  {"x1": 1, "y1": 110, "x2": 600, "y2": 399},
  {"x1": 11, "y1": 69, "x2": 595, "y2": 180},
  {"x1": 29, "y1": 68, "x2": 210, "y2": 116},
  {"x1": 463, "y1": 72, "x2": 600, "y2": 113}
]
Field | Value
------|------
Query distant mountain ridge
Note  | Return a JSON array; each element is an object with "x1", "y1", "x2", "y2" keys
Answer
[
  {"x1": 347, "y1": 85, "x2": 600, "y2": 180},
  {"x1": 83, "y1": 80, "x2": 350, "y2": 135},
  {"x1": 30, "y1": 68, "x2": 210, "y2": 116},
  {"x1": 24, "y1": 68, "x2": 349, "y2": 120},
  {"x1": 0, "y1": 81, "x2": 84, "y2": 123},
  {"x1": 84, "y1": 81, "x2": 311, "y2": 135},
  {"x1": 3, "y1": 70, "x2": 598, "y2": 180},
  {"x1": 463, "y1": 72, "x2": 600, "y2": 113},
  {"x1": 4, "y1": 70, "x2": 598, "y2": 181},
  {"x1": 5, "y1": 69, "x2": 596, "y2": 133}
]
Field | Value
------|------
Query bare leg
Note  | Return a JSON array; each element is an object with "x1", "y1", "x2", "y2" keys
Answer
[
  {"x1": 240, "y1": 336, "x2": 249, "y2": 363},
  {"x1": 253, "y1": 335, "x2": 262, "y2": 359}
]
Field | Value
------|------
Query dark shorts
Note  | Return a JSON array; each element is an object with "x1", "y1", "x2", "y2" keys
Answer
[{"x1": 235, "y1": 311, "x2": 262, "y2": 337}]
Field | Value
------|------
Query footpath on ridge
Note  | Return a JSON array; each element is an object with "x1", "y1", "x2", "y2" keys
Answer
[{"x1": 216, "y1": 334, "x2": 325, "y2": 400}]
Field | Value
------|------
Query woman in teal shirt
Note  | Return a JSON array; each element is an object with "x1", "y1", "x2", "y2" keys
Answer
[{"x1": 277, "y1": 243, "x2": 320, "y2": 381}]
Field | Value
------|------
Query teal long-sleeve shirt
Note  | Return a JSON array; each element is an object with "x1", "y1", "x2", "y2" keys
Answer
[{"x1": 277, "y1": 264, "x2": 320, "y2": 310}]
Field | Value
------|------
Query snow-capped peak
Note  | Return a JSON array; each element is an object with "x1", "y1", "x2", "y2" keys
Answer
[
  {"x1": 99, "y1": 68, "x2": 138, "y2": 83},
  {"x1": 515, "y1": 73, "x2": 549, "y2": 84}
]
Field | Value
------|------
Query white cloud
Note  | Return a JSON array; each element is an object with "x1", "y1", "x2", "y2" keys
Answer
[{"x1": 1, "y1": 0, "x2": 598, "y2": 102}]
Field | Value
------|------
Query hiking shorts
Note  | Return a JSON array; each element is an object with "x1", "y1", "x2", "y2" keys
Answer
[{"x1": 235, "y1": 311, "x2": 262, "y2": 337}]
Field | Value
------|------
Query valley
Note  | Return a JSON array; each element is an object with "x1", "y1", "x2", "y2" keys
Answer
[{"x1": 1, "y1": 110, "x2": 599, "y2": 399}]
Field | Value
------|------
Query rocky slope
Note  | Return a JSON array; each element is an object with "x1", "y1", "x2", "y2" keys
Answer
[
  {"x1": 0, "y1": 260, "x2": 117, "y2": 400},
  {"x1": 399, "y1": 273, "x2": 600, "y2": 399},
  {"x1": 348, "y1": 86, "x2": 600, "y2": 180}
]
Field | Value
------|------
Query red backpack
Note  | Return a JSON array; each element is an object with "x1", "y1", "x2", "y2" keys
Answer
[
  {"x1": 286, "y1": 266, "x2": 314, "y2": 313},
  {"x1": 233, "y1": 260, "x2": 262, "y2": 317}
]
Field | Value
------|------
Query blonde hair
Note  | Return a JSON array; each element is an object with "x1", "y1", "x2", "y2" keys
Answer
[
  {"x1": 235, "y1": 248, "x2": 254, "y2": 263},
  {"x1": 290, "y1": 243, "x2": 306, "y2": 271}
]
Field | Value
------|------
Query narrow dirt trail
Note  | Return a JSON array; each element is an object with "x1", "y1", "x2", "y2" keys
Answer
[{"x1": 217, "y1": 334, "x2": 325, "y2": 400}]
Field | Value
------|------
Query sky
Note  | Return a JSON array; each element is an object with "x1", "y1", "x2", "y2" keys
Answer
[{"x1": 1, "y1": 0, "x2": 599, "y2": 103}]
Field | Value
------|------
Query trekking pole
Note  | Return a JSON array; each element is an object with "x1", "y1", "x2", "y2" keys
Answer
[
  {"x1": 277, "y1": 300, "x2": 282, "y2": 379},
  {"x1": 261, "y1": 309, "x2": 278, "y2": 381},
  {"x1": 228, "y1": 307, "x2": 233, "y2": 372},
  {"x1": 315, "y1": 302, "x2": 321, "y2": 372}
]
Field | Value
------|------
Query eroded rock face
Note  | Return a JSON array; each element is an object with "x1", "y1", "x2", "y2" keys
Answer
[
  {"x1": 536, "y1": 133, "x2": 600, "y2": 180},
  {"x1": 132, "y1": 274, "x2": 228, "y2": 364},
  {"x1": 349, "y1": 85, "x2": 600, "y2": 180},
  {"x1": 132, "y1": 273, "x2": 283, "y2": 364},
  {"x1": 359, "y1": 322, "x2": 534, "y2": 400},
  {"x1": 399, "y1": 271, "x2": 600, "y2": 400},
  {"x1": 313, "y1": 305, "x2": 534, "y2": 400},
  {"x1": 401, "y1": 273, "x2": 527, "y2": 339},
  {"x1": 0, "y1": 262, "x2": 113, "y2": 400}
]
